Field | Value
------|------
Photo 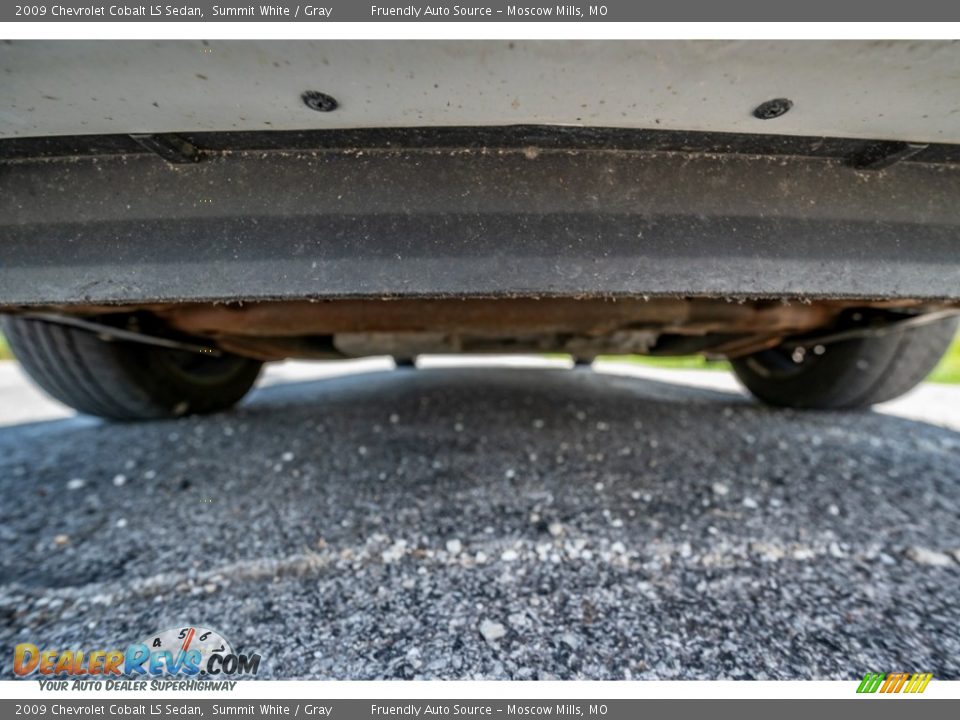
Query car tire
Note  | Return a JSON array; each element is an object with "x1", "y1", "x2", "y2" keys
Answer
[
  {"x1": 2, "y1": 315, "x2": 263, "y2": 421},
  {"x1": 731, "y1": 316, "x2": 957, "y2": 409}
]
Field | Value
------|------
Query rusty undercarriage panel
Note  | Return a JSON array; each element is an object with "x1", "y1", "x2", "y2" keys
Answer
[{"x1": 9, "y1": 296, "x2": 951, "y2": 362}]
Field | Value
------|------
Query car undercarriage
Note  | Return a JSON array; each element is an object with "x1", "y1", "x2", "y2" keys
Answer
[{"x1": 2, "y1": 41, "x2": 959, "y2": 417}]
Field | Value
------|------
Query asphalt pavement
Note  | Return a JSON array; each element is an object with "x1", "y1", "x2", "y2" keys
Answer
[{"x1": 1, "y1": 358, "x2": 958, "y2": 680}]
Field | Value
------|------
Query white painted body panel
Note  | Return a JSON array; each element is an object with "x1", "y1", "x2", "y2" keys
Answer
[{"x1": 2, "y1": 40, "x2": 959, "y2": 143}]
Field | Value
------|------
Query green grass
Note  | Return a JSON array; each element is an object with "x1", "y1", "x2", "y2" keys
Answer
[
  {"x1": 597, "y1": 353, "x2": 729, "y2": 372},
  {"x1": 929, "y1": 331, "x2": 960, "y2": 384},
  {"x1": 1, "y1": 330, "x2": 958, "y2": 383}
]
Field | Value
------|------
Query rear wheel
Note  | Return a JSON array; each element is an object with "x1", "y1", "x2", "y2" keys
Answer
[
  {"x1": 2, "y1": 315, "x2": 262, "y2": 421},
  {"x1": 731, "y1": 316, "x2": 957, "y2": 409}
]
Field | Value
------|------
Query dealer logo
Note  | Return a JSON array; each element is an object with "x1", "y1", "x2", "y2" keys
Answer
[
  {"x1": 857, "y1": 673, "x2": 933, "y2": 694},
  {"x1": 13, "y1": 626, "x2": 261, "y2": 678}
]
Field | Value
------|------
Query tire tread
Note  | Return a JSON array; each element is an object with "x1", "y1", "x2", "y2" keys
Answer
[
  {"x1": 1, "y1": 316, "x2": 261, "y2": 420},
  {"x1": 732, "y1": 316, "x2": 957, "y2": 409}
]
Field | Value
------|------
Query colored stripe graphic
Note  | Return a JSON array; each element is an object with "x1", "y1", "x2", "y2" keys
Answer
[
  {"x1": 904, "y1": 673, "x2": 933, "y2": 694},
  {"x1": 857, "y1": 673, "x2": 886, "y2": 693},
  {"x1": 893, "y1": 673, "x2": 910, "y2": 693},
  {"x1": 857, "y1": 672, "x2": 932, "y2": 694},
  {"x1": 886, "y1": 673, "x2": 909, "y2": 693}
]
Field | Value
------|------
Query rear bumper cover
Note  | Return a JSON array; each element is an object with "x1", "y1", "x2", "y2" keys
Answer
[{"x1": 4, "y1": 40, "x2": 960, "y2": 146}]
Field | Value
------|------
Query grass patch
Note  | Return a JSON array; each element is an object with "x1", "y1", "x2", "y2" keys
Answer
[
  {"x1": 597, "y1": 354, "x2": 729, "y2": 372},
  {"x1": 929, "y1": 331, "x2": 960, "y2": 384},
  {"x1": 0, "y1": 332, "x2": 10, "y2": 361}
]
